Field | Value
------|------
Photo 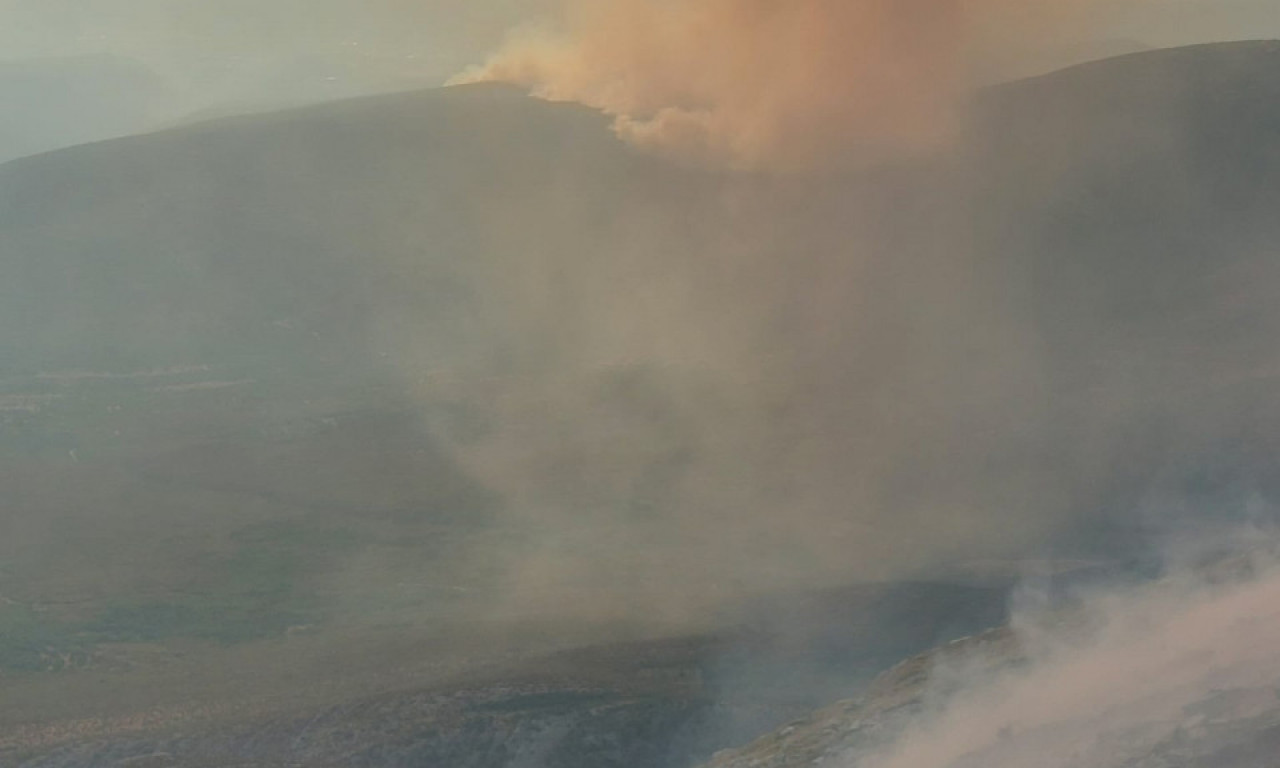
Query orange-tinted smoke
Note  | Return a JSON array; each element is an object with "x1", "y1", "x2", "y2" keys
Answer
[{"x1": 455, "y1": 0, "x2": 1112, "y2": 171}]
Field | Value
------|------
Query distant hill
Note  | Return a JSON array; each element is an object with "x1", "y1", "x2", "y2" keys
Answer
[
  {"x1": 0, "y1": 81, "x2": 683, "y2": 688},
  {"x1": 0, "y1": 55, "x2": 173, "y2": 164},
  {"x1": 0, "y1": 80, "x2": 672, "y2": 373}
]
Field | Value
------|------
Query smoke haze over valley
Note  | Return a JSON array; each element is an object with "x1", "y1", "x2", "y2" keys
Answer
[{"x1": 2, "y1": 3, "x2": 1280, "y2": 767}]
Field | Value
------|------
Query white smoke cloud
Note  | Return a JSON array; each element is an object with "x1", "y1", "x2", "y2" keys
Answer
[{"x1": 860, "y1": 541, "x2": 1280, "y2": 768}]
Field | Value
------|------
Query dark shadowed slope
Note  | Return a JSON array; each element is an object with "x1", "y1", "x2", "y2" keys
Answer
[{"x1": 965, "y1": 40, "x2": 1280, "y2": 553}]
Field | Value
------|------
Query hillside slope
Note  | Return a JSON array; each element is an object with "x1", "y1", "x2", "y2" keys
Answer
[{"x1": 3, "y1": 40, "x2": 1280, "y2": 768}]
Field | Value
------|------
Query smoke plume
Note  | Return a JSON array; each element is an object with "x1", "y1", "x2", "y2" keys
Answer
[
  {"x1": 455, "y1": 0, "x2": 1115, "y2": 170},
  {"x1": 861, "y1": 543, "x2": 1280, "y2": 768},
  {"x1": 374, "y1": 41, "x2": 1280, "y2": 625}
]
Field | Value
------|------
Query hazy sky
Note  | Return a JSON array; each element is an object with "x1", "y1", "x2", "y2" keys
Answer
[
  {"x1": 0, "y1": 0, "x2": 550, "y2": 107},
  {"x1": 1, "y1": 0, "x2": 1276, "y2": 99}
]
